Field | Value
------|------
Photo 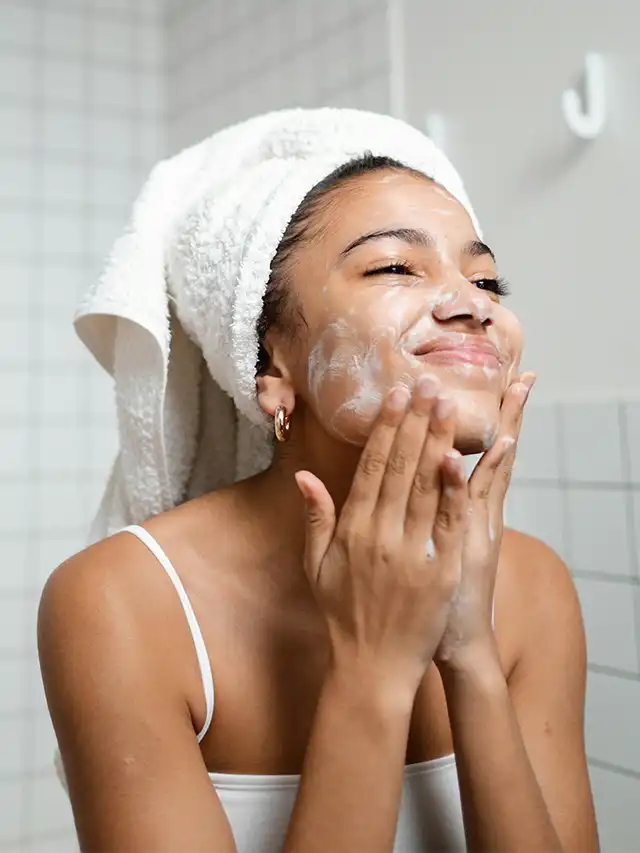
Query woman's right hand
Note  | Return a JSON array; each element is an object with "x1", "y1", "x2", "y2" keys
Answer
[{"x1": 294, "y1": 375, "x2": 468, "y2": 696}]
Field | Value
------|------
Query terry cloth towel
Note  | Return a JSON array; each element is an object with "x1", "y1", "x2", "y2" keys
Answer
[{"x1": 75, "y1": 107, "x2": 480, "y2": 544}]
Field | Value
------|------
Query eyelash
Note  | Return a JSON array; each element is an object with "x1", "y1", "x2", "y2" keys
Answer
[{"x1": 364, "y1": 263, "x2": 511, "y2": 298}]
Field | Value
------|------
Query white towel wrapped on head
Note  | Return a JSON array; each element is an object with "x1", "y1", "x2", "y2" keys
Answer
[{"x1": 75, "y1": 107, "x2": 480, "y2": 543}]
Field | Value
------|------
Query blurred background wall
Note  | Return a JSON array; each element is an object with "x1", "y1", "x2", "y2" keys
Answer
[{"x1": 0, "y1": 1, "x2": 638, "y2": 851}]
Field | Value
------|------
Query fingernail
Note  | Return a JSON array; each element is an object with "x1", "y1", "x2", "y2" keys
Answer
[
  {"x1": 445, "y1": 448, "x2": 464, "y2": 476},
  {"x1": 417, "y1": 375, "x2": 438, "y2": 398},
  {"x1": 521, "y1": 372, "x2": 537, "y2": 391},
  {"x1": 388, "y1": 385, "x2": 410, "y2": 410},
  {"x1": 435, "y1": 395, "x2": 454, "y2": 419}
]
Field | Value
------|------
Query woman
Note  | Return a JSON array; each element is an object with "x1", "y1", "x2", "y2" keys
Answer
[{"x1": 38, "y1": 109, "x2": 599, "y2": 852}]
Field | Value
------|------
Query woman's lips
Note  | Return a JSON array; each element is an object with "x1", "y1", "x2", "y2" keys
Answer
[{"x1": 412, "y1": 338, "x2": 501, "y2": 369}]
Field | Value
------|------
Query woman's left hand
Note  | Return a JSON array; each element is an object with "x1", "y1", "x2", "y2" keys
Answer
[{"x1": 433, "y1": 371, "x2": 537, "y2": 671}]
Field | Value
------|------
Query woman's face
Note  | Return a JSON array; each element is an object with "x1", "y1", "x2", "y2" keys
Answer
[{"x1": 279, "y1": 169, "x2": 523, "y2": 454}]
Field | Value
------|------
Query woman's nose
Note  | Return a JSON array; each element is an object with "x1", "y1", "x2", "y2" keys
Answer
[{"x1": 431, "y1": 280, "x2": 494, "y2": 327}]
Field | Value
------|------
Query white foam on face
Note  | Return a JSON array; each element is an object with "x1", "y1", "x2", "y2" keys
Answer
[
  {"x1": 425, "y1": 537, "x2": 435, "y2": 560},
  {"x1": 306, "y1": 277, "x2": 516, "y2": 445}
]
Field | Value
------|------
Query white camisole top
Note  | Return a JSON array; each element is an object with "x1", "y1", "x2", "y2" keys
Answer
[{"x1": 59, "y1": 524, "x2": 481, "y2": 852}]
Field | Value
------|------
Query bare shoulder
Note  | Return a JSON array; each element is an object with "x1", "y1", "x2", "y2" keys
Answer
[
  {"x1": 37, "y1": 519, "x2": 237, "y2": 852},
  {"x1": 39, "y1": 526, "x2": 182, "y2": 656},
  {"x1": 37, "y1": 515, "x2": 208, "y2": 735},
  {"x1": 497, "y1": 529, "x2": 584, "y2": 671}
]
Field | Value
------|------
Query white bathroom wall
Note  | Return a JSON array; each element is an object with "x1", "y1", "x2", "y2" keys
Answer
[
  {"x1": 2, "y1": 0, "x2": 637, "y2": 849},
  {"x1": 0, "y1": 0, "x2": 165, "y2": 850},
  {"x1": 507, "y1": 399, "x2": 640, "y2": 852},
  {"x1": 164, "y1": 0, "x2": 391, "y2": 152},
  {"x1": 402, "y1": 0, "x2": 640, "y2": 401},
  {"x1": 401, "y1": 3, "x2": 640, "y2": 849}
]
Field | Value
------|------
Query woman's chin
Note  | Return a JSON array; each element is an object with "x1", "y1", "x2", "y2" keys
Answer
[{"x1": 452, "y1": 391, "x2": 501, "y2": 455}]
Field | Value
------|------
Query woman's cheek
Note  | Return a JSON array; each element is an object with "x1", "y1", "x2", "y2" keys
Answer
[{"x1": 306, "y1": 321, "x2": 400, "y2": 444}]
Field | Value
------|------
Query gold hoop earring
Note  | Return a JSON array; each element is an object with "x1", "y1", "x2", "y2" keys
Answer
[{"x1": 274, "y1": 405, "x2": 291, "y2": 443}]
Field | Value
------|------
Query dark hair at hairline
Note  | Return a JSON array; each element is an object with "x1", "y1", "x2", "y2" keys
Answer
[{"x1": 254, "y1": 152, "x2": 429, "y2": 376}]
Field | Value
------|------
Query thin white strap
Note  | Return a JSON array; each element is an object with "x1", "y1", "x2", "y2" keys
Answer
[{"x1": 122, "y1": 525, "x2": 214, "y2": 743}]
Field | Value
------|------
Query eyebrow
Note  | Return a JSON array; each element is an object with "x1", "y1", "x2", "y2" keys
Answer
[{"x1": 339, "y1": 227, "x2": 496, "y2": 263}]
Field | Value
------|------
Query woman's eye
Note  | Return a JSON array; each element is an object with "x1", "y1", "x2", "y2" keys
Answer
[
  {"x1": 364, "y1": 263, "x2": 413, "y2": 277},
  {"x1": 474, "y1": 277, "x2": 511, "y2": 298}
]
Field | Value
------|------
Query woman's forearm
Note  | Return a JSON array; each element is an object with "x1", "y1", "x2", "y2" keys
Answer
[
  {"x1": 282, "y1": 665, "x2": 415, "y2": 853},
  {"x1": 439, "y1": 645, "x2": 563, "y2": 853}
]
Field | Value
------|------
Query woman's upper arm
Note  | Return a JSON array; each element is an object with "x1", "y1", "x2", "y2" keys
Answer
[
  {"x1": 37, "y1": 546, "x2": 236, "y2": 853},
  {"x1": 505, "y1": 532, "x2": 599, "y2": 853}
]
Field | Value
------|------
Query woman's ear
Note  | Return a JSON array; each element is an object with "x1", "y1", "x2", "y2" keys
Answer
[{"x1": 255, "y1": 336, "x2": 296, "y2": 417}]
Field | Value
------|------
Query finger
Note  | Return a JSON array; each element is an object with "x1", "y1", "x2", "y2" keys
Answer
[
  {"x1": 375, "y1": 374, "x2": 440, "y2": 522},
  {"x1": 343, "y1": 384, "x2": 412, "y2": 521},
  {"x1": 430, "y1": 449, "x2": 468, "y2": 561},
  {"x1": 295, "y1": 471, "x2": 337, "y2": 580},
  {"x1": 404, "y1": 393, "x2": 456, "y2": 539},
  {"x1": 488, "y1": 375, "x2": 536, "y2": 510},
  {"x1": 468, "y1": 375, "x2": 534, "y2": 503}
]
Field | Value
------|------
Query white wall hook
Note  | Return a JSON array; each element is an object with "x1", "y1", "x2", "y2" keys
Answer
[
  {"x1": 425, "y1": 112, "x2": 446, "y2": 150},
  {"x1": 562, "y1": 52, "x2": 606, "y2": 140}
]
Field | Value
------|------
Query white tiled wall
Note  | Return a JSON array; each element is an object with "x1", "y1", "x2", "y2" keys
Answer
[
  {"x1": 0, "y1": 0, "x2": 164, "y2": 850},
  {"x1": 164, "y1": 0, "x2": 391, "y2": 153},
  {"x1": 2, "y1": 0, "x2": 639, "y2": 851},
  {"x1": 508, "y1": 399, "x2": 640, "y2": 851}
]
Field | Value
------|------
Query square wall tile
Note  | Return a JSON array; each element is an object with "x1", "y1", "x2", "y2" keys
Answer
[
  {"x1": 39, "y1": 372, "x2": 81, "y2": 419},
  {"x1": 0, "y1": 155, "x2": 35, "y2": 202},
  {"x1": 88, "y1": 114, "x2": 134, "y2": 159},
  {"x1": 0, "y1": 778, "x2": 23, "y2": 845},
  {"x1": 43, "y1": 109, "x2": 88, "y2": 156},
  {"x1": 0, "y1": 594, "x2": 27, "y2": 654},
  {"x1": 43, "y1": 8, "x2": 86, "y2": 58},
  {"x1": 0, "y1": 477, "x2": 30, "y2": 536},
  {"x1": 31, "y1": 713, "x2": 59, "y2": 776},
  {"x1": 42, "y1": 58, "x2": 85, "y2": 107},
  {"x1": 585, "y1": 670, "x2": 640, "y2": 773},
  {"x1": 0, "y1": 51, "x2": 36, "y2": 100},
  {"x1": 0, "y1": 262, "x2": 32, "y2": 312},
  {"x1": 573, "y1": 578, "x2": 638, "y2": 672},
  {"x1": 43, "y1": 160, "x2": 85, "y2": 206},
  {"x1": 0, "y1": 537, "x2": 29, "y2": 595},
  {"x1": 38, "y1": 425, "x2": 87, "y2": 475},
  {"x1": 135, "y1": 17, "x2": 162, "y2": 67},
  {"x1": 40, "y1": 480, "x2": 94, "y2": 534},
  {"x1": 42, "y1": 211, "x2": 85, "y2": 258},
  {"x1": 27, "y1": 771, "x2": 74, "y2": 836},
  {"x1": 586, "y1": 766, "x2": 640, "y2": 853},
  {"x1": 0, "y1": 104, "x2": 35, "y2": 152},
  {"x1": 0, "y1": 370, "x2": 30, "y2": 421},
  {"x1": 623, "y1": 401, "x2": 640, "y2": 486},
  {"x1": 503, "y1": 486, "x2": 566, "y2": 559},
  {"x1": 513, "y1": 402, "x2": 560, "y2": 481},
  {"x1": 0, "y1": 428, "x2": 29, "y2": 476},
  {"x1": 0, "y1": 4, "x2": 37, "y2": 47},
  {"x1": 92, "y1": 66, "x2": 137, "y2": 112},
  {"x1": 0, "y1": 656, "x2": 27, "y2": 714},
  {"x1": 562, "y1": 401, "x2": 624, "y2": 484},
  {"x1": 566, "y1": 488, "x2": 633, "y2": 577},
  {"x1": 24, "y1": 828, "x2": 78, "y2": 853},
  {"x1": 0, "y1": 314, "x2": 30, "y2": 364},
  {"x1": 0, "y1": 714, "x2": 25, "y2": 777},
  {"x1": 90, "y1": 17, "x2": 133, "y2": 64},
  {"x1": 0, "y1": 209, "x2": 36, "y2": 256},
  {"x1": 40, "y1": 314, "x2": 86, "y2": 362}
]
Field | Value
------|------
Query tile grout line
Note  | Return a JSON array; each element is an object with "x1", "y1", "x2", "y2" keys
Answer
[
  {"x1": 587, "y1": 755, "x2": 640, "y2": 781},
  {"x1": 619, "y1": 402, "x2": 640, "y2": 677}
]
